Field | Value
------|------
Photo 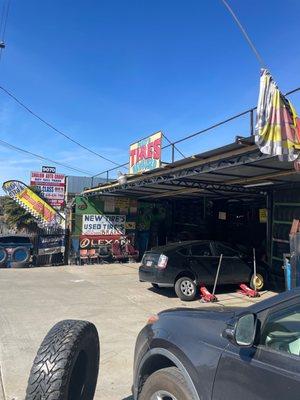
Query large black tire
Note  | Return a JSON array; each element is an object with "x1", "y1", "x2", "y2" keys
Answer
[
  {"x1": 139, "y1": 367, "x2": 196, "y2": 400},
  {"x1": 175, "y1": 277, "x2": 197, "y2": 301},
  {"x1": 25, "y1": 320, "x2": 100, "y2": 400}
]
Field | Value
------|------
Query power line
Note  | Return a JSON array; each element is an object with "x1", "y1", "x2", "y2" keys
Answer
[
  {"x1": 162, "y1": 133, "x2": 185, "y2": 158},
  {"x1": 1, "y1": 0, "x2": 10, "y2": 40},
  {"x1": 0, "y1": 0, "x2": 10, "y2": 62},
  {"x1": 0, "y1": 85, "x2": 121, "y2": 166},
  {"x1": 0, "y1": 138, "x2": 94, "y2": 175},
  {"x1": 0, "y1": 2, "x2": 6, "y2": 40},
  {"x1": 221, "y1": 0, "x2": 266, "y2": 69}
]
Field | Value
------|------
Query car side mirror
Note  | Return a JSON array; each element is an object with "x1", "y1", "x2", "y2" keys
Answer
[{"x1": 223, "y1": 313, "x2": 256, "y2": 347}]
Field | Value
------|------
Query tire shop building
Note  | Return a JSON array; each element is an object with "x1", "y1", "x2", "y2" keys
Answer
[{"x1": 79, "y1": 134, "x2": 300, "y2": 289}]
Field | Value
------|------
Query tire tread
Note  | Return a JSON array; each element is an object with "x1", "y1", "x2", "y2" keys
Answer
[{"x1": 25, "y1": 320, "x2": 99, "y2": 400}]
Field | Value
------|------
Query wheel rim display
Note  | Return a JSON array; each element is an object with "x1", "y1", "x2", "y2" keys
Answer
[
  {"x1": 180, "y1": 280, "x2": 195, "y2": 296},
  {"x1": 151, "y1": 390, "x2": 178, "y2": 400},
  {"x1": 0, "y1": 248, "x2": 6, "y2": 263},
  {"x1": 12, "y1": 248, "x2": 28, "y2": 262},
  {"x1": 254, "y1": 274, "x2": 264, "y2": 290}
]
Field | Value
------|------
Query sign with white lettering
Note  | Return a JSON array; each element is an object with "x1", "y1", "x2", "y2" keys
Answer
[
  {"x1": 42, "y1": 166, "x2": 56, "y2": 173},
  {"x1": 129, "y1": 131, "x2": 162, "y2": 174},
  {"x1": 30, "y1": 171, "x2": 65, "y2": 207},
  {"x1": 82, "y1": 214, "x2": 126, "y2": 235}
]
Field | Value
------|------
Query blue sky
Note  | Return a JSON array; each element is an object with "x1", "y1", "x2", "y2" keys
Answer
[{"x1": 0, "y1": 0, "x2": 300, "y2": 190}]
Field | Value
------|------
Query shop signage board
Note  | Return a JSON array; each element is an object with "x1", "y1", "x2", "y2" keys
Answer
[
  {"x1": 38, "y1": 234, "x2": 65, "y2": 255},
  {"x1": 2, "y1": 180, "x2": 63, "y2": 226},
  {"x1": 82, "y1": 214, "x2": 126, "y2": 235},
  {"x1": 80, "y1": 235, "x2": 121, "y2": 249},
  {"x1": 30, "y1": 170, "x2": 65, "y2": 207},
  {"x1": 259, "y1": 208, "x2": 268, "y2": 223},
  {"x1": 129, "y1": 131, "x2": 162, "y2": 174},
  {"x1": 75, "y1": 196, "x2": 103, "y2": 215},
  {"x1": 42, "y1": 166, "x2": 56, "y2": 173}
]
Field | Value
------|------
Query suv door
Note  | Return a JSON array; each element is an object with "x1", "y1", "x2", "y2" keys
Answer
[
  {"x1": 212, "y1": 298, "x2": 300, "y2": 400},
  {"x1": 213, "y1": 242, "x2": 251, "y2": 284},
  {"x1": 188, "y1": 242, "x2": 219, "y2": 285}
]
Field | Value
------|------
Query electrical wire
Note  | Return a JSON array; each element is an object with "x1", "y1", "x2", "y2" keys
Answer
[
  {"x1": 0, "y1": 2, "x2": 6, "y2": 40},
  {"x1": 0, "y1": 138, "x2": 94, "y2": 175},
  {"x1": 1, "y1": 0, "x2": 10, "y2": 40},
  {"x1": 0, "y1": 0, "x2": 10, "y2": 62},
  {"x1": 0, "y1": 85, "x2": 121, "y2": 166},
  {"x1": 221, "y1": 0, "x2": 267, "y2": 69},
  {"x1": 162, "y1": 133, "x2": 185, "y2": 158}
]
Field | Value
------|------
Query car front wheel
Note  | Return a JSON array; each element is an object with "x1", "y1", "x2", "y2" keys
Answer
[
  {"x1": 175, "y1": 277, "x2": 197, "y2": 301},
  {"x1": 139, "y1": 367, "x2": 196, "y2": 400}
]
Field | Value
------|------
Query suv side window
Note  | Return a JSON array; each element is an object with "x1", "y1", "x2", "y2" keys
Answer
[
  {"x1": 190, "y1": 243, "x2": 212, "y2": 256},
  {"x1": 260, "y1": 303, "x2": 300, "y2": 356},
  {"x1": 215, "y1": 243, "x2": 239, "y2": 257}
]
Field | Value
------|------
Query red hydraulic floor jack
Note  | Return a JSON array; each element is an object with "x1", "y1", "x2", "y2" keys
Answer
[{"x1": 200, "y1": 254, "x2": 223, "y2": 303}]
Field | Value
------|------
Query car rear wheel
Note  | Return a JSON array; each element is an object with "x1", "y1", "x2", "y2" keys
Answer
[
  {"x1": 175, "y1": 277, "x2": 197, "y2": 301},
  {"x1": 139, "y1": 367, "x2": 196, "y2": 400},
  {"x1": 250, "y1": 272, "x2": 265, "y2": 291}
]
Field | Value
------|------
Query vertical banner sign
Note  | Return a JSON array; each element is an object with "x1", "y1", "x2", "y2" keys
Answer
[
  {"x1": 30, "y1": 170, "x2": 65, "y2": 207},
  {"x1": 2, "y1": 180, "x2": 64, "y2": 227},
  {"x1": 129, "y1": 131, "x2": 162, "y2": 174}
]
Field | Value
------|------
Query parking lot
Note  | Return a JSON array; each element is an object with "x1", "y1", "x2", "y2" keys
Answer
[{"x1": 0, "y1": 263, "x2": 276, "y2": 400}]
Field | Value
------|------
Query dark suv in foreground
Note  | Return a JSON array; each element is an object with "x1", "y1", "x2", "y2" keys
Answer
[
  {"x1": 139, "y1": 240, "x2": 268, "y2": 301},
  {"x1": 25, "y1": 289, "x2": 300, "y2": 400},
  {"x1": 132, "y1": 288, "x2": 300, "y2": 400}
]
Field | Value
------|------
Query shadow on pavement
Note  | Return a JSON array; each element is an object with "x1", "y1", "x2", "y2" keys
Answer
[
  {"x1": 122, "y1": 396, "x2": 133, "y2": 400},
  {"x1": 147, "y1": 286, "x2": 177, "y2": 298}
]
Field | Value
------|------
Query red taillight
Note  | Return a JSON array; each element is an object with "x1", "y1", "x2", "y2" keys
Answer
[{"x1": 157, "y1": 254, "x2": 168, "y2": 269}]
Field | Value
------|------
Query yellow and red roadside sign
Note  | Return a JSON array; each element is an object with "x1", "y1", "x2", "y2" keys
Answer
[{"x1": 2, "y1": 180, "x2": 64, "y2": 227}]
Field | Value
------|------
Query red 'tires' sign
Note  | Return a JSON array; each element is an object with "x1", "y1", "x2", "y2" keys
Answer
[{"x1": 129, "y1": 131, "x2": 162, "y2": 174}]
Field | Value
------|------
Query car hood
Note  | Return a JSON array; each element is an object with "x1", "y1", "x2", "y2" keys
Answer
[{"x1": 153, "y1": 306, "x2": 242, "y2": 349}]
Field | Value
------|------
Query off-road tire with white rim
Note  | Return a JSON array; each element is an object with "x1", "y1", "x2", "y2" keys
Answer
[
  {"x1": 175, "y1": 276, "x2": 197, "y2": 301},
  {"x1": 139, "y1": 367, "x2": 196, "y2": 400},
  {"x1": 250, "y1": 271, "x2": 265, "y2": 291}
]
